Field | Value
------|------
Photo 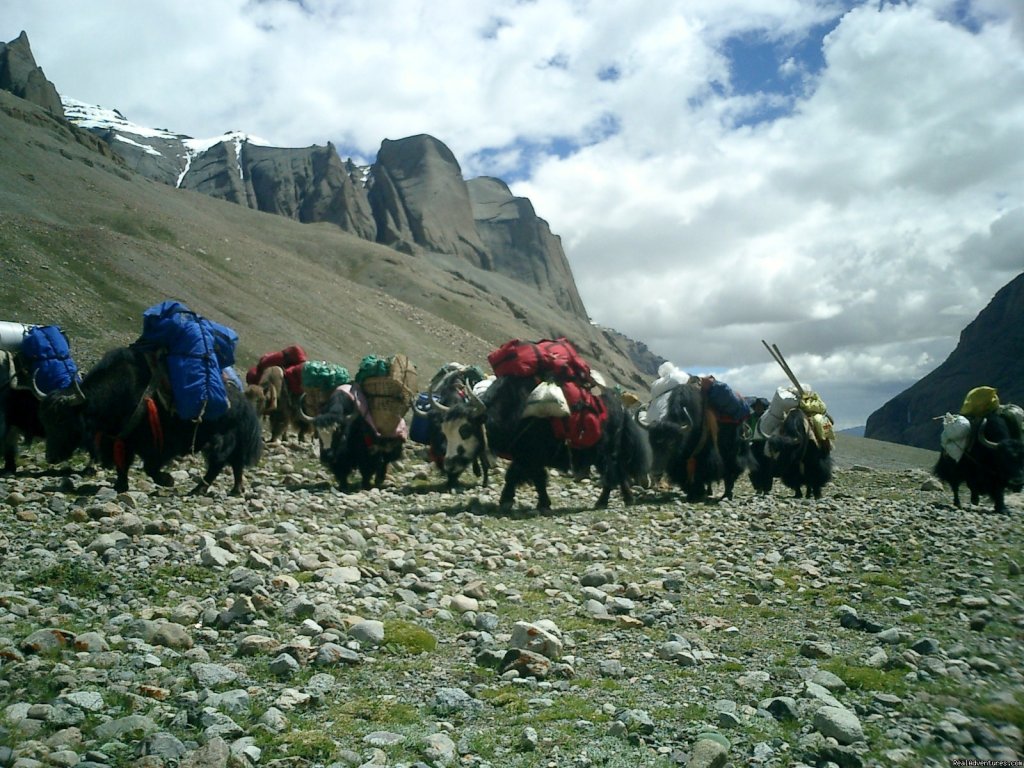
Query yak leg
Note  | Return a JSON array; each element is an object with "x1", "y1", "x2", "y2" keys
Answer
[
  {"x1": 992, "y1": 489, "x2": 1006, "y2": 514},
  {"x1": 372, "y1": 461, "x2": 388, "y2": 490},
  {"x1": 190, "y1": 457, "x2": 230, "y2": 496},
  {"x1": 2, "y1": 448, "x2": 15, "y2": 475},
  {"x1": 595, "y1": 484, "x2": 612, "y2": 509},
  {"x1": 116, "y1": 449, "x2": 141, "y2": 493},
  {"x1": 498, "y1": 462, "x2": 527, "y2": 512},
  {"x1": 268, "y1": 411, "x2": 286, "y2": 444},
  {"x1": 949, "y1": 482, "x2": 962, "y2": 509},
  {"x1": 531, "y1": 467, "x2": 552, "y2": 511},
  {"x1": 229, "y1": 463, "x2": 246, "y2": 496}
]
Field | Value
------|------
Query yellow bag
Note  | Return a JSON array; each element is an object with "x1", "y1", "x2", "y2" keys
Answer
[
  {"x1": 810, "y1": 412, "x2": 835, "y2": 447},
  {"x1": 799, "y1": 392, "x2": 828, "y2": 416},
  {"x1": 960, "y1": 386, "x2": 999, "y2": 418}
]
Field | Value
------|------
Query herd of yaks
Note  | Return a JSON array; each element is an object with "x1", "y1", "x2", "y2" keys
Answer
[{"x1": 2, "y1": 316, "x2": 1021, "y2": 514}]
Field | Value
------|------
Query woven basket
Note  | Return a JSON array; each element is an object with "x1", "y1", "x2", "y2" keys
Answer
[{"x1": 362, "y1": 376, "x2": 412, "y2": 436}]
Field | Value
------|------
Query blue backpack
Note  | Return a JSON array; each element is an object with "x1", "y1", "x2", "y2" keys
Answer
[
  {"x1": 21, "y1": 325, "x2": 79, "y2": 394},
  {"x1": 139, "y1": 301, "x2": 238, "y2": 421}
]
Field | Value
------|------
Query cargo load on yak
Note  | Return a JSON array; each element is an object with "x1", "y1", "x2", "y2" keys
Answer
[
  {"x1": 699, "y1": 376, "x2": 751, "y2": 424},
  {"x1": 355, "y1": 354, "x2": 417, "y2": 437},
  {"x1": 940, "y1": 388, "x2": 1023, "y2": 462},
  {"x1": 487, "y1": 337, "x2": 608, "y2": 450},
  {"x1": 960, "y1": 386, "x2": 1000, "y2": 418},
  {"x1": 247, "y1": 345, "x2": 307, "y2": 386},
  {"x1": 136, "y1": 300, "x2": 239, "y2": 421},
  {"x1": 19, "y1": 325, "x2": 80, "y2": 395},
  {"x1": 643, "y1": 362, "x2": 691, "y2": 426},
  {"x1": 302, "y1": 361, "x2": 351, "y2": 391},
  {"x1": 758, "y1": 341, "x2": 835, "y2": 448}
]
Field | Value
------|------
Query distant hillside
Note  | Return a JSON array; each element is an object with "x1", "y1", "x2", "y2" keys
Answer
[
  {"x1": 0, "y1": 32, "x2": 661, "y2": 391},
  {"x1": 865, "y1": 271, "x2": 1024, "y2": 449}
]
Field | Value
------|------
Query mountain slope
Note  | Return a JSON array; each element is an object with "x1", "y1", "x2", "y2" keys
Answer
[
  {"x1": 0, "y1": 88, "x2": 652, "y2": 391},
  {"x1": 864, "y1": 271, "x2": 1024, "y2": 449}
]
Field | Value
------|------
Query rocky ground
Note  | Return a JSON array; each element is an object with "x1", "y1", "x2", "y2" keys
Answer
[{"x1": 1, "y1": 435, "x2": 1022, "y2": 768}]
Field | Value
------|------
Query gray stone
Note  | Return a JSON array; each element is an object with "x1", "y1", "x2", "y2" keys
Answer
[
  {"x1": 190, "y1": 663, "x2": 239, "y2": 688},
  {"x1": 813, "y1": 705, "x2": 865, "y2": 744},
  {"x1": 763, "y1": 696, "x2": 799, "y2": 721},
  {"x1": 315, "y1": 642, "x2": 362, "y2": 666},
  {"x1": 269, "y1": 652, "x2": 300, "y2": 678},
  {"x1": 688, "y1": 737, "x2": 729, "y2": 768},
  {"x1": 93, "y1": 714, "x2": 158, "y2": 741},
  {"x1": 423, "y1": 732, "x2": 457, "y2": 766},
  {"x1": 349, "y1": 619, "x2": 385, "y2": 647},
  {"x1": 432, "y1": 687, "x2": 483, "y2": 716}
]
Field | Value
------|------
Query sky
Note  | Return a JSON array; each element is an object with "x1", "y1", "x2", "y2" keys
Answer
[{"x1": 4, "y1": 0, "x2": 1024, "y2": 429}]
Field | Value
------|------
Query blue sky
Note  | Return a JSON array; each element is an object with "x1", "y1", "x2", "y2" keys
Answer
[{"x1": 3, "y1": 0, "x2": 1023, "y2": 428}]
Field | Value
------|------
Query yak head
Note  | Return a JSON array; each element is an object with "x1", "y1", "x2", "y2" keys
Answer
[
  {"x1": 636, "y1": 384, "x2": 699, "y2": 480},
  {"x1": 978, "y1": 416, "x2": 1024, "y2": 491},
  {"x1": 37, "y1": 380, "x2": 87, "y2": 464},
  {"x1": 244, "y1": 384, "x2": 268, "y2": 415},
  {"x1": 300, "y1": 389, "x2": 359, "y2": 459},
  {"x1": 430, "y1": 383, "x2": 488, "y2": 477}
]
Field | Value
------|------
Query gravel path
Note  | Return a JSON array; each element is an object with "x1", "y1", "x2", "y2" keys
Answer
[{"x1": 0, "y1": 437, "x2": 1021, "y2": 768}]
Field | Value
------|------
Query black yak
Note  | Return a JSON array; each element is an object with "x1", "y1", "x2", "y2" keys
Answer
[{"x1": 38, "y1": 347, "x2": 262, "y2": 495}]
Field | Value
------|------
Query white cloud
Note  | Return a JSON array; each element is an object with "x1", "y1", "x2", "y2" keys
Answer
[{"x1": 3, "y1": 0, "x2": 1023, "y2": 428}]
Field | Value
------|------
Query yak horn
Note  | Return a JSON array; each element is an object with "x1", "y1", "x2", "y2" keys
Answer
[
  {"x1": 30, "y1": 370, "x2": 48, "y2": 400},
  {"x1": 297, "y1": 393, "x2": 318, "y2": 423},
  {"x1": 33, "y1": 371, "x2": 86, "y2": 404},
  {"x1": 466, "y1": 383, "x2": 487, "y2": 416},
  {"x1": 635, "y1": 405, "x2": 651, "y2": 430},
  {"x1": 977, "y1": 418, "x2": 999, "y2": 449},
  {"x1": 427, "y1": 369, "x2": 461, "y2": 415}
]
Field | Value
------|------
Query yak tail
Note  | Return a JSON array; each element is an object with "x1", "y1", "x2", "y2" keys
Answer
[{"x1": 620, "y1": 409, "x2": 653, "y2": 486}]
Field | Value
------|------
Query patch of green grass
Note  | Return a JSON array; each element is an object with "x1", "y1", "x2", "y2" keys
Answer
[
  {"x1": 383, "y1": 620, "x2": 437, "y2": 654},
  {"x1": 147, "y1": 564, "x2": 220, "y2": 600},
  {"x1": 516, "y1": 693, "x2": 604, "y2": 724},
  {"x1": 21, "y1": 561, "x2": 106, "y2": 599},
  {"x1": 821, "y1": 660, "x2": 908, "y2": 695},
  {"x1": 477, "y1": 687, "x2": 530, "y2": 714},
  {"x1": 971, "y1": 694, "x2": 1024, "y2": 730},
  {"x1": 259, "y1": 728, "x2": 338, "y2": 762},
  {"x1": 863, "y1": 572, "x2": 903, "y2": 588}
]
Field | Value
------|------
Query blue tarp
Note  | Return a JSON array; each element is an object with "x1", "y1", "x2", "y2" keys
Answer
[
  {"x1": 139, "y1": 301, "x2": 238, "y2": 421},
  {"x1": 21, "y1": 325, "x2": 79, "y2": 394}
]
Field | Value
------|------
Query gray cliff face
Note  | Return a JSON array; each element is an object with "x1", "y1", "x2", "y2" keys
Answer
[
  {"x1": 2, "y1": 32, "x2": 597, "y2": 327},
  {"x1": 0, "y1": 32, "x2": 63, "y2": 117},
  {"x1": 865, "y1": 271, "x2": 1024, "y2": 449},
  {"x1": 468, "y1": 176, "x2": 588, "y2": 319},
  {"x1": 368, "y1": 135, "x2": 490, "y2": 269},
  {"x1": 182, "y1": 140, "x2": 248, "y2": 205},
  {"x1": 103, "y1": 132, "x2": 188, "y2": 185},
  {"x1": 237, "y1": 143, "x2": 375, "y2": 239}
]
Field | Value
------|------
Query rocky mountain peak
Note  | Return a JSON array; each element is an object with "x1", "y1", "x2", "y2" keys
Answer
[
  {"x1": 0, "y1": 31, "x2": 63, "y2": 117},
  {"x1": 368, "y1": 134, "x2": 490, "y2": 269}
]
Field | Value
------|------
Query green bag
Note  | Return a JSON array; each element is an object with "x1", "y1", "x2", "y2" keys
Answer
[
  {"x1": 302, "y1": 360, "x2": 351, "y2": 390},
  {"x1": 356, "y1": 355, "x2": 391, "y2": 383}
]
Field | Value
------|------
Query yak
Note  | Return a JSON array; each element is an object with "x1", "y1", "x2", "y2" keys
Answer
[
  {"x1": 301, "y1": 385, "x2": 405, "y2": 491},
  {"x1": 1, "y1": 351, "x2": 48, "y2": 475},
  {"x1": 639, "y1": 383, "x2": 736, "y2": 502},
  {"x1": 439, "y1": 375, "x2": 651, "y2": 512},
  {"x1": 38, "y1": 346, "x2": 262, "y2": 495},
  {"x1": 934, "y1": 409, "x2": 1024, "y2": 514},
  {"x1": 413, "y1": 365, "x2": 493, "y2": 491},
  {"x1": 752, "y1": 408, "x2": 834, "y2": 499},
  {"x1": 244, "y1": 364, "x2": 312, "y2": 444}
]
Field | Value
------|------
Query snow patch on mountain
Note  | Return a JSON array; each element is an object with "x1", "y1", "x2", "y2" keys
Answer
[{"x1": 62, "y1": 96, "x2": 271, "y2": 187}]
